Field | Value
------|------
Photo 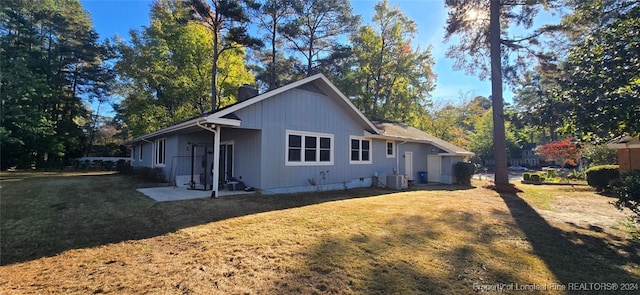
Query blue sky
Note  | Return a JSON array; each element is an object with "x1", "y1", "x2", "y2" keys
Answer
[{"x1": 80, "y1": 0, "x2": 511, "y2": 115}]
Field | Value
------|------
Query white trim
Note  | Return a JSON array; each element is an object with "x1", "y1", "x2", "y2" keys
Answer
[
  {"x1": 369, "y1": 134, "x2": 474, "y2": 156},
  {"x1": 349, "y1": 136, "x2": 372, "y2": 165},
  {"x1": 206, "y1": 117, "x2": 241, "y2": 126},
  {"x1": 285, "y1": 130, "x2": 334, "y2": 166},
  {"x1": 386, "y1": 141, "x2": 395, "y2": 158},
  {"x1": 212, "y1": 125, "x2": 221, "y2": 198},
  {"x1": 154, "y1": 138, "x2": 166, "y2": 167},
  {"x1": 404, "y1": 151, "x2": 414, "y2": 180}
]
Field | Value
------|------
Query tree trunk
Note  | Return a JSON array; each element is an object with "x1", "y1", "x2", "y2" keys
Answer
[
  {"x1": 307, "y1": 39, "x2": 313, "y2": 77},
  {"x1": 211, "y1": 26, "x2": 219, "y2": 111},
  {"x1": 490, "y1": 0, "x2": 509, "y2": 187},
  {"x1": 271, "y1": 20, "x2": 277, "y2": 90}
]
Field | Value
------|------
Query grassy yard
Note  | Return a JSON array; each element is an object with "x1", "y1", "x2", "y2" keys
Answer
[{"x1": 1, "y1": 172, "x2": 638, "y2": 294}]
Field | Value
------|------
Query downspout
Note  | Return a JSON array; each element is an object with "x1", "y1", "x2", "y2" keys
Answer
[
  {"x1": 197, "y1": 121, "x2": 220, "y2": 198},
  {"x1": 395, "y1": 141, "x2": 407, "y2": 175},
  {"x1": 212, "y1": 125, "x2": 221, "y2": 198}
]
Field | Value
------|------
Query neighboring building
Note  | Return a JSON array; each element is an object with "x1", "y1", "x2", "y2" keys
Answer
[
  {"x1": 126, "y1": 74, "x2": 473, "y2": 196},
  {"x1": 522, "y1": 143, "x2": 541, "y2": 167},
  {"x1": 511, "y1": 143, "x2": 540, "y2": 167},
  {"x1": 608, "y1": 135, "x2": 640, "y2": 173},
  {"x1": 482, "y1": 143, "x2": 541, "y2": 168}
]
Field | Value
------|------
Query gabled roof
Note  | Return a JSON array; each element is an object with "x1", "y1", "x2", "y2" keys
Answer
[
  {"x1": 126, "y1": 74, "x2": 378, "y2": 145},
  {"x1": 125, "y1": 74, "x2": 472, "y2": 157},
  {"x1": 206, "y1": 74, "x2": 379, "y2": 133},
  {"x1": 369, "y1": 118, "x2": 474, "y2": 156}
]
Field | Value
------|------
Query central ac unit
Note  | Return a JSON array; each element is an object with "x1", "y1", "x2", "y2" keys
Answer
[{"x1": 387, "y1": 175, "x2": 408, "y2": 189}]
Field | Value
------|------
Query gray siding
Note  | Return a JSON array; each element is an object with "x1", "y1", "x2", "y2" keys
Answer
[
  {"x1": 441, "y1": 156, "x2": 465, "y2": 184},
  {"x1": 160, "y1": 136, "x2": 179, "y2": 182},
  {"x1": 220, "y1": 129, "x2": 262, "y2": 188},
  {"x1": 130, "y1": 85, "x2": 463, "y2": 191},
  {"x1": 371, "y1": 139, "x2": 398, "y2": 176},
  {"x1": 130, "y1": 136, "x2": 177, "y2": 183},
  {"x1": 234, "y1": 88, "x2": 378, "y2": 192},
  {"x1": 398, "y1": 142, "x2": 426, "y2": 181},
  {"x1": 132, "y1": 141, "x2": 156, "y2": 169}
]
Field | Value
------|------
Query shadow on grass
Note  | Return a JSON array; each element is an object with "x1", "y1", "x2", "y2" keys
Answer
[
  {"x1": 499, "y1": 192, "x2": 640, "y2": 285},
  {"x1": 1, "y1": 173, "x2": 463, "y2": 266},
  {"x1": 269, "y1": 210, "x2": 529, "y2": 294}
]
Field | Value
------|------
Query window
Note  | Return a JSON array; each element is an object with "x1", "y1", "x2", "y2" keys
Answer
[
  {"x1": 286, "y1": 130, "x2": 333, "y2": 166},
  {"x1": 350, "y1": 136, "x2": 372, "y2": 164},
  {"x1": 155, "y1": 138, "x2": 166, "y2": 166},
  {"x1": 139, "y1": 144, "x2": 143, "y2": 161},
  {"x1": 386, "y1": 141, "x2": 395, "y2": 158}
]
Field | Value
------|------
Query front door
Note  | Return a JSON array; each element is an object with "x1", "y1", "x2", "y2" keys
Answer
[
  {"x1": 404, "y1": 151, "x2": 413, "y2": 180},
  {"x1": 219, "y1": 143, "x2": 233, "y2": 185}
]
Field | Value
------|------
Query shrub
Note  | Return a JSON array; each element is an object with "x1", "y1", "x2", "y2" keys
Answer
[
  {"x1": 585, "y1": 165, "x2": 619, "y2": 191},
  {"x1": 92, "y1": 160, "x2": 103, "y2": 170},
  {"x1": 530, "y1": 174, "x2": 542, "y2": 182},
  {"x1": 567, "y1": 169, "x2": 586, "y2": 180},
  {"x1": 610, "y1": 170, "x2": 640, "y2": 219},
  {"x1": 103, "y1": 160, "x2": 115, "y2": 171},
  {"x1": 454, "y1": 162, "x2": 476, "y2": 185},
  {"x1": 134, "y1": 167, "x2": 166, "y2": 183},
  {"x1": 116, "y1": 159, "x2": 133, "y2": 174},
  {"x1": 546, "y1": 168, "x2": 557, "y2": 179},
  {"x1": 523, "y1": 173, "x2": 532, "y2": 181}
]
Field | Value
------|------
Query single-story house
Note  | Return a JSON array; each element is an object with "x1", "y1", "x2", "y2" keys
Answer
[
  {"x1": 126, "y1": 74, "x2": 473, "y2": 196},
  {"x1": 608, "y1": 135, "x2": 640, "y2": 173}
]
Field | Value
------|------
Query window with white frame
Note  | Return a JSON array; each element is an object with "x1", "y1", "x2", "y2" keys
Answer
[
  {"x1": 139, "y1": 144, "x2": 143, "y2": 161},
  {"x1": 286, "y1": 130, "x2": 333, "y2": 166},
  {"x1": 350, "y1": 136, "x2": 372, "y2": 164},
  {"x1": 155, "y1": 138, "x2": 166, "y2": 166},
  {"x1": 386, "y1": 141, "x2": 395, "y2": 158}
]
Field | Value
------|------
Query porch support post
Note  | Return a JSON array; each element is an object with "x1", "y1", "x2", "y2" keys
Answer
[{"x1": 211, "y1": 125, "x2": 221, "y2": 198}]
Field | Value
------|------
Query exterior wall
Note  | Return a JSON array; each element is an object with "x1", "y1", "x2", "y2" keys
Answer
[
  {"x1": 371, "y1": 139, "x2": 399, "y2": 177},
  {"x1": 396, "y1": 142, "x2": 429, "y2": 181},
  {"x1": 132, "y1": 142, "x2": 154, "y2": 169},
  {"x1": 174, "y1": 131, "x2": 213, "y2": 186},
  {"x1": 220, "y1": 128, "x2": 262, "y2": 188},
  {"x1": 234, "y1": 88, "x2": 383, "y2": 193},
  {"x1": 129, "y1": 85, "x2": 466, "y2": 192},
  {"x1": 160, "y1": 136, "x2": 179, "y2": 182},
  {"x1": 170, "y1": 129, "x2": 262, "y2": 188},
  {"x1": 440, "y1": 156, "x2": 465, "y2": 184},
  {"x1": 618, "y1": 148, "x2": 640, "y2": 173}
]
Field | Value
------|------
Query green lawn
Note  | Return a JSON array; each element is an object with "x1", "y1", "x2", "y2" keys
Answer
[{"x1": 1, "y1": 172, "x2": 638, "y2": 294}]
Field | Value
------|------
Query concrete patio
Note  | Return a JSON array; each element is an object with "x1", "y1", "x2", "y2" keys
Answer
[{"x1": 137, "y1": 186, "x2": 254, "y2": 202}]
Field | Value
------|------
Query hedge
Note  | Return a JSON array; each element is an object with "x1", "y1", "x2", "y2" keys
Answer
[
  {"x1": 585, "y1": 165, "x2": 619, "y2": 191},
  {"x1": 454, "y1": 162, "x2": 476, "y2": 185}
]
